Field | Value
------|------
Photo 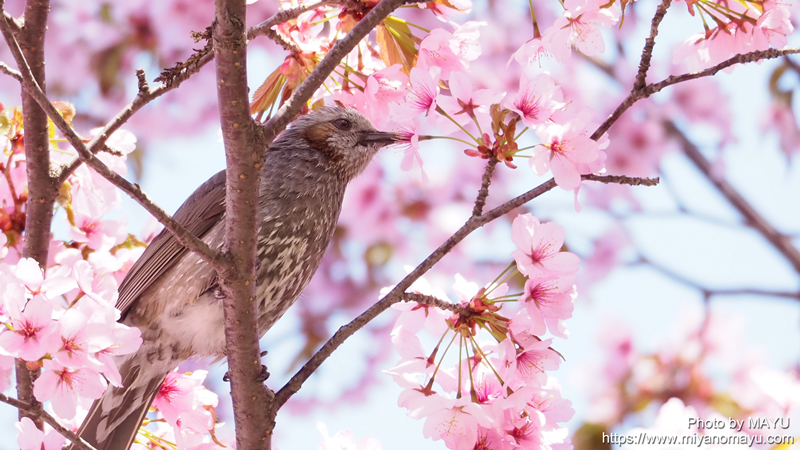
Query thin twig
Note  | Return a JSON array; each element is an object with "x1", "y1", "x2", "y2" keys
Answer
[
  {"x1": 0, "y1": 394, "x2": 97, "y2": 450},
  {"x1": 2, "y1": 10, "x2": 18, "y2": 33},
  {"x1": 0, "y1": 15, "x2": 224, "y2": 269},
  {"x1": 591, "y1": 47, "x2": 800, "y2": 141},
  {"x1": 583, "y1": 173, "x2": 659, "y2": 186},
  {"x1": 0, "y1": 60, "x2": 20, "y2": 80},
  {"x1": 268, "y1": 173, "x2": 658, "y2": 414},
  {"x1": 471, "y1": 156, "x2": 498, "y2": 217},
  {"x1": 263, "y1": 27, "x2": 301, "y2": 54},
  {"x1": 247, "y1": 0, "x2": 338, "y2": 40},
  {"x1": 402, "y1": 293, "x2": 470, "y2": 316},
  {"x1": 633, "y1": 0, "x2": 672, "y2": 91}
]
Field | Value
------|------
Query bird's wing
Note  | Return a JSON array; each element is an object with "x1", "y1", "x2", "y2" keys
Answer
[{"x1": 116, "y1": 169, "x2": 227, "y2": 318}]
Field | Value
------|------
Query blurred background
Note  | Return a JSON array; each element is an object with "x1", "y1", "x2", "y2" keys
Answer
[{"x1": 1, "y1": 0, "x2": 800, "y2": 448}]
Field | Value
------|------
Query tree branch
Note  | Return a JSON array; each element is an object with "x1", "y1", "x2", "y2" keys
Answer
[
  {"x1": 0, "y1": 60, "x2": 20, "y2": 80},
  {"x1": 0, "y1": 393, "x2": 97, "y2": 450},
  {"x1": 267, "y1": 173, "x2": 658, "y2": 416},
  {"x1": 591, "y1": 47, "x2": 800, "y2": 141},
  {"x1": 0, "y1": 14, "x2": 224, "y2": 270},
  {"x1": 633, "y1": 0, "x2": 672, "y2": 91},
  {"x1": 402, "y1": 293, "x2": 470, "y2": 316},
  {"x1": 263, "y1": 27, "x2": 301, "y2": 54},
  {"x1": 471, "y1": 156, "x2": 498, "y2": 217},
  {"x1": 665, "y1": 120, "x2": 800, "y2": 274},
  {"x1": 8, "y1": 0, "x2": 53, "y2": 430},
  {"x1": 583, "y1": 173, "x2": 660, "y2": 186},
  {"x1": 213, "y1": 0, "x2": 271, "y2": 448},
  {"x1": 2, "y1": 9, "x2": 18, "y2": 32}
]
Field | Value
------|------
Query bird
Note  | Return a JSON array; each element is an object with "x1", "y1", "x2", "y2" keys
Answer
[{"x1": 74, "y1": 107, "x2": 397, "y2": 450}]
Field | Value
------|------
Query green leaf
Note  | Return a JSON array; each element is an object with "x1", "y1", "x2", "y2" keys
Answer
[{"x1": 376, "y1": 16, "x2": 418, "y2": 76}]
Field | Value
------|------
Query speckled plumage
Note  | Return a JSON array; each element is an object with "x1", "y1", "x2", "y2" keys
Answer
[{"x1": 75, "y1": 108, "x2": 396, "y2": 450}]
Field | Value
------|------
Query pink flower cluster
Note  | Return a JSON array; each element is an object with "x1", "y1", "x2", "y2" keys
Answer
[
  {"x1": 511, "y1": 214, "x2": 580, "y2": 339},
  {"x1": 0, "y1": 119, "x2": 147, "y2": 432},
  {"x1": 385, "y1": 214, "x2": 579, "y2": 450},
  {"x1": 131, "y1": 370, "x2": 225, "y2": 450},
  {"x1": 672, "y1": 0, "x2": 793, "y2": 72},
  {"x1": 0, "y1": 115, "x2": 226, "y2": 447},
  {"x1": 511, "y1": 0, "x2": 619, "y2": 67},
  {"x1": 0, "y1": 258, "x2": 142, "y2": 420}
]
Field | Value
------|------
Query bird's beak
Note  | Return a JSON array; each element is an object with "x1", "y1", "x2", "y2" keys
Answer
[{"x1": 359, "y1": 131, "x2": 398, "y2": 147}]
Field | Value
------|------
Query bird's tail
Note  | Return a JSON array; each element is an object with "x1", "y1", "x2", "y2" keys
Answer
[{"x1": 73, "y1": 352, "x2": 173, "y2": 450}]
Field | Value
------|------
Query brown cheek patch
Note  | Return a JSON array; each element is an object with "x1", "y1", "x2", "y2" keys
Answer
[{"x1": 303, "y1": 123, "x2": 336, "y2": 153}]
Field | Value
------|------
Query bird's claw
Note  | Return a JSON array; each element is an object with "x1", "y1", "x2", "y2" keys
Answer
[
  {"x1": 257, "y1": 364, "x2": 270, "y2": 382},
  {"x1": 223, "y1": 353, "x2": 268, "y2": 383}
]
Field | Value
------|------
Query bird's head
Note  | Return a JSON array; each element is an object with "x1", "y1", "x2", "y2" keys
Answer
[{"x1": 272, "y1": 107, "x2": 397, "y2": 181}]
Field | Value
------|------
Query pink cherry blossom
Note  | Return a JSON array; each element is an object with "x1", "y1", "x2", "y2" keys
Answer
[
  {"x1": 400, "y1": 66, "x2": 441, "y2": 121},
  {"x1": 362, "y1": 65, "x2": 409, "y2": 128},
  {"x1": 0, "y1": 294, "x2": 61, "y2": 361},
  {"x1": 68, "y1": 212, "x2": 128, "y2": 253},
  {"x1": 154, "y1": 370, "x2": 217, "y2": 434},
  {"x1": 510, "y1": 38, "x2": 553, "y2": 68},
  {"x1": 417, "y1": 22, "x2": 483, "y2": 80},
  {"x1": 72, "y1": 259, "x2": 120, "y2": 306},
  {"x1": 519, "y1": 275, "x2": 576, "y2": 339},
  {"x1": 511, "y1": 337, "x2": 562, "y2": 385},
  {"x1": 33, "y1": 360, "x2": 107, "y2": 420},
  {"x1": 438, "y1": 71, "x2": 503, "y2": 123},
  {"x1": 422, "y1": 396, "x2": 495, "y2": 449},
  {"x1": 14, "y1": 257, "x2": 77, "y2": 299},
  {"x1": 395, "y1": 120, "x2": 428, "y2": 182},
  {"x1": 15, "y1": 417, "x2": 66, "y2": 450},
  {"x1": 387, "y1": 328, "x2": 435, "y2": 388},
  {"x1": 510, "y1": 214, "x2": 580, "y2": 279},
  {"x1": 753, "y1": 2, "x2": 793, "y2": 50},
  {"x1": 92, "y1": 323, "x2": 142, "y2": 387},
  {"x1": 524, "y1": 380, "x2": 575, "y2": 427},
  {"x1": 544, "y1": 0, "x2": 619, "y2": 61},
  {"x1": 532, "y1": 121, "x2": 601, "y2": 190},
  {"x1": 505, "y1": 73, "x2": 564, "y2": 127},
  {"x1": 52, "y1": 306, "x2": 94, "y2": 368}
]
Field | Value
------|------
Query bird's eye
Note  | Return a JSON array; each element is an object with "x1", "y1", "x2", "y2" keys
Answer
[{"x1": 332, "y1": 118, "x2": 352, "y2": 131}]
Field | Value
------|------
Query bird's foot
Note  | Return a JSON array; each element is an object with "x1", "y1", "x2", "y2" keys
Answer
[
  {"x1": 257, "y1": 364, "x2": 270, "y2": 382},
  {"x1": 222, "y1": 364, "x2": 269, "y2": 383}
]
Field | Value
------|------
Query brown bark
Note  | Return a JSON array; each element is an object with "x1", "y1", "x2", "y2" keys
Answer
[
  {"x1": 212, "y1": 0, "x2": 271, "y2": 448},
  {"x1": 16, "y1": 0, "x2": 54, "y2": 429}
]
